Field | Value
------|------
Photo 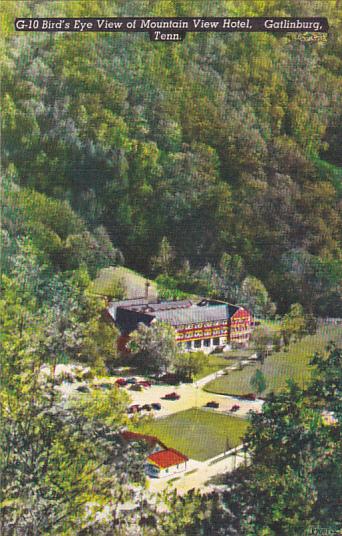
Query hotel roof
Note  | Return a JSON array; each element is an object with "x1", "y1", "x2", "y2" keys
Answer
[
  {"x1": 152, "y1": 304, "x2": 231, "y2": 325},
  {"x1": 108, "y1": 298, "x2": 242, "y2": 333}
]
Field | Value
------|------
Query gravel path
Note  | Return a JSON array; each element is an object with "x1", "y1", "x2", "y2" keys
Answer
[{"x1": 128, "y1": 382, "x2": 263, "y2": 419}]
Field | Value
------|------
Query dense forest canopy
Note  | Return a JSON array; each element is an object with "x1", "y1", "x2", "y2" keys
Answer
[{"x1": 1, "y1": 0, "x2": 341, "y2": 314}]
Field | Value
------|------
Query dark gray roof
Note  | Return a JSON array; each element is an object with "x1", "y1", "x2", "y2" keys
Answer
[
  {"x1": 108, "y1": 298, "x2": 242, "y2": 333},
  {"x1": 108, "y1": 298, "x2": 147, "y2": 321},
  {"x1": 143, "y1": 300, "x2": 192, "y2": 312},
  {"x1": 108, "y1": 298, "x2": 192, "y2": 321},
  {"x1": 153, "y1": 305, "x2": 230, "y2": 326}
]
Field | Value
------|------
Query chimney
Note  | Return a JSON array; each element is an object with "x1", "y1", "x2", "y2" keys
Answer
[{"x1": 145, "y1": 281, "x2": 150, "y2": 301}]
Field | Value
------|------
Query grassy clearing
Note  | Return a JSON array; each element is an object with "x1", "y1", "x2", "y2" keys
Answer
[
  {"x1": 134, "y1": 408, "x2": 249, "y2": 461},
  {"x1": 204, "y1": 325, "x2": 342, "y2": 396},
  {"x1": 193, "y1": 354, "x2": 238, "y2": 380},
  {"x1": 92, "y1": 266, "x2": 158, "y2": 299},
  {"x1": 259, "y1": 319, "x2": 282, "y2": 332}
]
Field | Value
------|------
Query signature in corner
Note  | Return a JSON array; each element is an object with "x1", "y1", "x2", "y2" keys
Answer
[{"x1": 296, "y1": 32, "x2": 328, "y2": 42}]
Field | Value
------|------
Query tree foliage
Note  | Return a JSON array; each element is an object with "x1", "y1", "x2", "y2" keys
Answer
[
  {"x1": 250, "y1": 369, "x2": 267, "y2": 396},
  {"x1": 174, "y1": 351, "x2": 207, "y2": 382},
  {"x1": 1, "y1": 0, "x2": 341, "y2": 314},
  {"x1": 128, "y1": 322, "x2": 179, "y2": 375},
  {"x1": 0, "y1": 243, "x2": 145, "y2": 534}
]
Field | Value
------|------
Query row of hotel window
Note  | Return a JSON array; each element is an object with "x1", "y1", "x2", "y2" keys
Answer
[
  {"x1": 177, "y1": 329, "x2": 228, "y2": 339},
  {"x1": 176, "y1": 321, "x2": 227, "y2": 330},
  {"x1": 176, "y1": 327, "x2": 250, "y2": 340},
  {"x1": 179, "y1": 338, "x2": 222, "y2": 350},
  {"x1": 179, "y1": 333, "x2": 249, "y2": 348},
  {"x1": 176, "y1": 323, "x2": 249, "y2": 333}
]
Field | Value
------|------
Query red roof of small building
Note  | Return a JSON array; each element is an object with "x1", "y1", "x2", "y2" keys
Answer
[
  {"x1": 147, "y1": 448, "x2": 188, "y2": 469},
  {"x1": 121, "y1": 431, "x2": 167, "y2": 450}
]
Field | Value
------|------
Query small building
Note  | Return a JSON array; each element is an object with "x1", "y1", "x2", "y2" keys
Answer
[
  {"x1": 107, "y1": 296, "x2": 253, "y2": 354},
  {"x1": 145, "y1": 448, "x2": 189, "y2": 478}
]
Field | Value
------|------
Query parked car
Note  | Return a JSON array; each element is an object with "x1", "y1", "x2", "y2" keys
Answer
[
  {"x1": 76, "y1": 385, "x2": 90, "y2": 393},
  {"x1": 163, "y1": 392, "x2": 180, "y2": 400},
  {"x1": 205, "y1": 401, "x2": 219, "y2": 409},
  {"x1": 126, "y1": 377, "x2": 138, "y2": 384},
  {"x1": 141, "y1": 404, "x2": 152, "y2": 411},
  {"x1": 230, "y1": 404, "x2": 240, "y2": 412},
  {"x1": 128, "y1": 404, "x2": 141, "y2": 414},
  {"x1": 115, "y1": 378, "x2": 127, "y2": 387},
  {"x1": 129, "y1": 383, "x2": 143, "y2": 391},
  {"x1": 138, "y1": 380, "x2": 152, "y2": 388},
  {"x1": 151, "y1": 402, "x2": 161, "y2": 410},
  {"x1": 243, "y1": 393, "x2": 256, "y2": 401}
]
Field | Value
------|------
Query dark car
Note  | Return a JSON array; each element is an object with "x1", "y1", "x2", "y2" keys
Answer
[
  {"x1": 115, "y1": 378, "x2": 127, "y2": 387},
  {"x1": 141, "y1": 404, "x2": 152, "y2": 411},
  {"x1": 205, "y1": 401, "x2": 219, "y2": 409},
  {"x1": 243, "y1": 393, "x2": 256, "y2": 401},
  {"x1": 163, "y1": 392, "x2": 180, "y2": 400},
  {"x1": 76, "y1": 385, "x2": 90, "y2": 393},
  {"x1": 126, "y1": 377, "x2": 138, "y2": 384},
  {"x1": 128, "y1": 404, "x2": 141, "y2": 414},
  {"x1": 151, "y1": 402, "x2": 161, "y2": 410},
  {"x1": 230, "y1": 404, "x2": 240, "y2": 412},
  {"x1": 139, "y1": 380, "x2": 152, "y2": 388}
]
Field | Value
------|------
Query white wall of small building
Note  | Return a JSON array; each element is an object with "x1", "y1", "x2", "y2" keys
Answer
[{"x1": 145, "y1": 461, "x2": 188, "y2": 478}]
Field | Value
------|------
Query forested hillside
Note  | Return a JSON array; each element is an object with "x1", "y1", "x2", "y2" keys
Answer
[{"x1": 2, "y1": 0, "x2": 342, "y2": 314}]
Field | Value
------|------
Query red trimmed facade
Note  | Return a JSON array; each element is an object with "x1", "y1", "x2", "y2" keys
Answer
[
  {"x1": 175, "y1": 308, "x2": 252, "y2": 346},
  {"x1": 109, "y1": 298, "x2": 253, "y2": 353}
]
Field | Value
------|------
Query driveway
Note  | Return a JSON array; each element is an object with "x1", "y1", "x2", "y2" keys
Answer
[
  {"x1": 56, "y1": 373, "x2": 263, "y2": 419},
  {"x1": 127, "y1": 382, "x2": 263, "y2": 419},
  {"x1": 147, "y1": 449, "x2": 249, "y2": 495}
]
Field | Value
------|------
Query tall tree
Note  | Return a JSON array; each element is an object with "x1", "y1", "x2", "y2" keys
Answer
[{"x1": 128, "y1": 322, "x2": 179, "y2": 375}]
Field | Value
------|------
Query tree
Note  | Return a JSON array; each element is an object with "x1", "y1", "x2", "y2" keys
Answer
[
  {"x1": 174, "y1": 351, "x2": 206, "y2": 382},
  {"x1": 280, "y1": 250, "x2": 342, "y2": 315},
  {"x1": 218, "y1": 253, "x2": 245, "y2": 303},
  {"x1": 281, "y1": 303, "x2": 307, "y2": 347},
  {"x1": 304, "y1": 313, "x2": 318, "y2": 336},
  {"x1": 205, "y1": 346, "x2": 342, "y2": 535},
  {"x1": 240, "y1": 276, "x2": 276, "y2": 318},
  {"x1": 250, "y1": 369, "x2": 267, "y2": 397},
  {"x1": 308, "y1": 343, "x2": 342, "y2": 417},
  {"x1": 0, "y1": 260, "x2": 145, "y2": 534},
  {"x1": 81, "y1": 314, "x2": 120, "y2": 373},
  {"x1": 128, "y1": 322, "x2": 179, "y2": 375},
  {"x1": 151, "y1": 237, "x2": 175, "y2": 275},
  {"x1": 272, "y1": 330, "x2": 283, "y2": 352},
  {"x1": 251, "y1": 325, "x2": 272, "y2": 363}
]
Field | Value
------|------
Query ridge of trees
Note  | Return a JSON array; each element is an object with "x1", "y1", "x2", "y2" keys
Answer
[{"x1": 2, "y1": 0, "x2": 341, "y2": 314}]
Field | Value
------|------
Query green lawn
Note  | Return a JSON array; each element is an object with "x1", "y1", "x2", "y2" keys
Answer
[
  {"x1": 134, "y1": 408, "x2": 249, "y2": 461},
  {"x1": 204, "y1": 325, "x2": 342, "y2": 396},
  {"x1": 193, "y1": 353, "x2": 239, "y2": 380},
  {"x1": 92, "y1": 266, "x2": 158, "y2": 299},
  {"x1": 259, "y1": 319, "x2": 282, "y2": 332}
]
